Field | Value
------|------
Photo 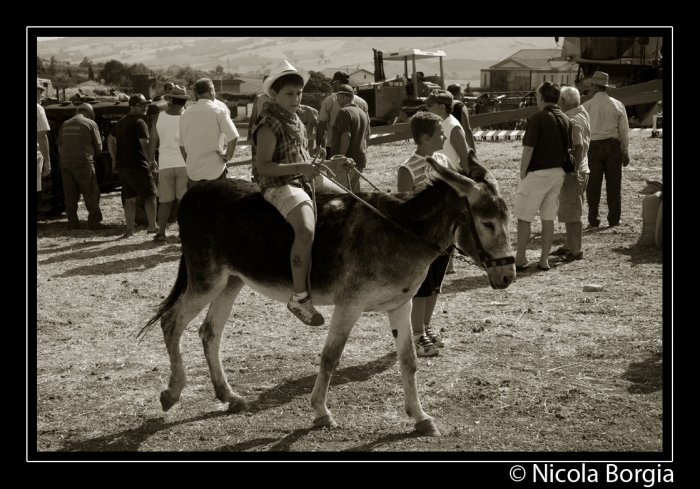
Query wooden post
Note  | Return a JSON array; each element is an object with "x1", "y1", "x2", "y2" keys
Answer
[
  {"x1": 439, "y1": 56, "x2": 445, "y2": 90},
  {"x1": 411, "y1": 55, "x2": 418, "y2": 99}
]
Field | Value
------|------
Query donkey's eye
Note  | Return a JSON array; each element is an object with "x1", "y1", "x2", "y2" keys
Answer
[{"x1": 483, "y1": 222, "x2": 494, "y2": 230}]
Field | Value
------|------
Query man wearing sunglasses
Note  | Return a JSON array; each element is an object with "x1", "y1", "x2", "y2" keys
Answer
[{"x1": 108, "y1": 93, "x2": 158, "y2": 238}]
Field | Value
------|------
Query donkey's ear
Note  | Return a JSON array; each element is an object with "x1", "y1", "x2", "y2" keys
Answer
[
  {"x1": 425, "y1": 157, "x2": 481, "y2": 201},
  {"x1": 466, "y1": 149, "x2": 500, "y2": 192}
]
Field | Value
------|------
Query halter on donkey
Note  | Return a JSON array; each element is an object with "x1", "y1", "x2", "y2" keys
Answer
[{"x1": 139, "y1": 152, "x2": 515, "y2": 436}]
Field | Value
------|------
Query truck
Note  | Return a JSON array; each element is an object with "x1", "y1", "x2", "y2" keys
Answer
[
  {"x1": 552, "y1": 36, "x2": 663, "y2": 126},
  {"x1": 39, "y1": 74, "x2": 169, "y2": 217},
  {"x1": 356, "y1": 48, "x2": 447, "y2": 125}
]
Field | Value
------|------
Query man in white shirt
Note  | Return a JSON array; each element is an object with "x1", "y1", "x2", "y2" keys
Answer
[
  {"x1": 179, "y1": 78, "x2": 239, "y2": 189},
  {"x1": 582, "y1": 71, "x2": 630, "y2": 228},
  {"x1": 37, "y1": 83, "x2": 51, "y2": 213},
  {"x1": 425, "y1": 90, "x2": 471, "y2": 174}
]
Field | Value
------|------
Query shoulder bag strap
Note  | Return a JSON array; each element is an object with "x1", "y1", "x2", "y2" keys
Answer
[{"x1": 545, "y1": 106, "x2": 571, "y2": 155}]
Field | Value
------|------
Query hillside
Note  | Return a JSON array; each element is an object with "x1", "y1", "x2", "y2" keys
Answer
[{"x1": 36, "y1": 36, "x2": 560, "y2": 87}]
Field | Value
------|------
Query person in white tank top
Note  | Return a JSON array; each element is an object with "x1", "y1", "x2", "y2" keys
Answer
[
  {"x1": 425, "y1": 90, "x2": 472, "y2": 174},
  {"x1": 397, "y1": 111, "x2": 452, "y2": 358},
  {"x1": 148, "y1": 85, "x2": 190, "y2": 242}
]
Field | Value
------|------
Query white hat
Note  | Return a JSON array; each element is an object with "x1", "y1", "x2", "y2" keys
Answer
[{"x1": 262, "y1": 60, "x2": 310, "y2": 97}]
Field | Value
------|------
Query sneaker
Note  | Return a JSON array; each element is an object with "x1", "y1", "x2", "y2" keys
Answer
[
  {"x1": 287, "y1": 295, "x2": 325, "y2": 326},
  {"x1": 414, "y1": 334, "x2": 439, "y2": 357},
  {"x1": 549, "y1": 246, "x2": 570, "y2": 256},
  {"x1": 424, "y1": 326, "x2": 444, "y2": 348}
]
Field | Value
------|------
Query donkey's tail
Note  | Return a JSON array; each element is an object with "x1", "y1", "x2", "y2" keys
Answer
[{"x1": 137, "y1": 255, "x2": 188, "y2": 342}]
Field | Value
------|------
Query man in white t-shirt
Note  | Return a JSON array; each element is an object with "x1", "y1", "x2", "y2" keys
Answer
[
  {"x1": 148, "y1": 85, "x2": 190, "y2": 242},
  {"x1": 178, "y1": 78, "x2": 239, "y2": 189},
  {"x1": 425, "y1": 89, "x2": 471, "y2": 174},
  {"x1": 37, "y1": 83, "x2": 51, "y2": 213}
]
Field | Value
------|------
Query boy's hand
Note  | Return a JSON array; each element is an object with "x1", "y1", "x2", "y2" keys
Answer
[
  {"x1": 216, "y1": 150, "x2": 228, "y2": 162},
  {"x1": 299, "y1": 163, "x2": 321, "y2": 179},
  {"x1": 328, "y1": 155, "x2": 356, "y2": 172}
]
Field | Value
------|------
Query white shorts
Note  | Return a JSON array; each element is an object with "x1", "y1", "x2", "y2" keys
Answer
[
  {"x1": 513, "y1": 167, "x2": 565, "y2": 222},
  {"x1": 158, "y1": 166, "x2": 188, "y2": 203},
  {"x1": 263, "y1": 174, "x2": 346, "y2": 219}
]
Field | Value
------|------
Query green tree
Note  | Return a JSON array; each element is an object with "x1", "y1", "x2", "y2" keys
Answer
[
  {"x1": 37, "y1": 56, "x2": 44, "y2": 75},
  {"x1": 305, "y1": 70, "x2": 332, "y2": 93},
  {"x1": 47, "y1": 55, "x2": 57, "y2": 77},
  {"x1": 79, "y1": 56, "x2": 92, "y2": 68},
  {"x1": 215, "y1": 65, "x2": 224, "y2": 76},
  {"x1": 100, "y1": 59, "x2": 128, "y2": 86},
  {"x1": 176, "y1": 66, "x2": 198, "y2": 87},
  {"x1": 88, "y1": 65, "x2": 95, "y2": 80}
]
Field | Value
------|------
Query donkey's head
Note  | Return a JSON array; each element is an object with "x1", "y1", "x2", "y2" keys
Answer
[{"x1": 426, "y1": 151, "x2": 515, "y2": 289}]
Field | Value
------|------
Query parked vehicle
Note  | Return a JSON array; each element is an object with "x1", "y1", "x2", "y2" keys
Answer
[
  {"x1": 356, "y1": 48, "x2": 447, "y2": 126},
  {"x1": 39, "y1": 74, "x2": 168, "y2": 216},
  {"x1": 553, "y1": 36, "x2": 663, "y2": 126}
]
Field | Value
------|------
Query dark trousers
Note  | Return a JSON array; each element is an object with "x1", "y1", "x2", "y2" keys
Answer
[
  {"x1": 61, "y1": 162, "x2": 103, "y2": 228},
  {"x1": 586, "y1": 139, "x2": 622, "y2": 226}
]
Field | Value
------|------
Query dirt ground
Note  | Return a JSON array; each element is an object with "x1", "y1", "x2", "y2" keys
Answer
[{"x1": 34, "y1": 129, "x2": 666, "y2": 458}]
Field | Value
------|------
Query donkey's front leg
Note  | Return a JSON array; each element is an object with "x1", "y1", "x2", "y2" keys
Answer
[
  {"x1": 386, "y1": 300, "x2": 441, "y2": 436},
  {"x1": 310, "y1": 304, "x2": 363, "y2": 429}
]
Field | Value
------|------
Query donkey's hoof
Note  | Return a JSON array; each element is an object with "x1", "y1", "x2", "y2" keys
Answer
[
  {"x1": 313, "y1": 414, "x2": 338, "y2": 429},
  {"x1": 415, "y1": 418, "x2": 441, "y2": 437},
  {"x1": 160, "y1": 390, "x2": 178, "y2": 412},
  {"x1": 227, "y1": 398, "x2": 249, "y2": 413}
]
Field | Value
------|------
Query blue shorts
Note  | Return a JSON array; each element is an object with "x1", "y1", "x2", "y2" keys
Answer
[
  {"x1": 415, "y1": 253, "x2": 451, "y2": 297},
  {"x1": 513, "y1": 168, "x2": 565, "y2": 222}
]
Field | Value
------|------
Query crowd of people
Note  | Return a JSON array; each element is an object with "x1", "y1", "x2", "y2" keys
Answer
[{"x1": 36, "y1": 64, "x2": 629, "y2": 359}]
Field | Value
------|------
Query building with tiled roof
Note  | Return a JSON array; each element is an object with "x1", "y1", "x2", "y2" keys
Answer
[{"x1": 480, "y1": 49, "x2": 578, "y2": 91}]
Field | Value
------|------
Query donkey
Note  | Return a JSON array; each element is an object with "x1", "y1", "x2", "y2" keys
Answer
[{"x1": 140, "y1": 153, "x2": 515, "y2": 436}]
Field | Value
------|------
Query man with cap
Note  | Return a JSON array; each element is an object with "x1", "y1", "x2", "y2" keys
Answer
[
  {"x1": 582, "y1": 71, "x2": 630, "y2": 228},
  {"x1": 108, "y1": 93, "x2": 158, "y2": 238},
  {"x1": 36, "y1": 82, "x2": 51, "y2": 213},
  {"x1": 425, "y1": 89, "x2": 471, "y2": 174},
  {"x1": 331, "y1": 84, "x2": 369, "y2": 192},
  {"x1": 178, "y1": 77, "x2": 239, "y2": 189},
  {"x1": 55, "y1": 103, "x2": 104, "y2": 230},
  {"x1": 148, "y1": 85, "x2": 190, "y2": 242},
  {"x1": 316, "y1": 71, "x2": 369, "y2": 157},
  {"x1": 446, "y1": 83, "x2": 476, "y2": 154}
]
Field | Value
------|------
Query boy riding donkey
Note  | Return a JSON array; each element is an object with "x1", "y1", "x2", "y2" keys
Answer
[{"x1": 251, "y1": 61, "x2": 356, "y2": 326}]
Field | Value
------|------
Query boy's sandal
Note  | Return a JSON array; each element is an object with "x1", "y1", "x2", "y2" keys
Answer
[
  {"x1": 153, "y1": 233, "x2": 167, "y2": 242},
  {"x1": 515, "y1": 264, "x2": 530, "y2": 272}
]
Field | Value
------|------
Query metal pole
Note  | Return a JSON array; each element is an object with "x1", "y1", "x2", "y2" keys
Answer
[
  {"x1": 439, "y1": 56, "x2": 444, "y2": 90},
  {"x1": 411, "y1": 55, "x2": 418, "y2": 99}
]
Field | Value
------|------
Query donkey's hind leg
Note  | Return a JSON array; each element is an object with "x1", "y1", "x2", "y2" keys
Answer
[
  {"x1": 386, "y1": 301, "x2": 441, "y2": 436},
  {"x1": 310, "y1": 304, "x2": 364, "y2": 429},
  {"x1": 160, "y1": 272, "x2": 230, "y2": 412},
  {"x1": 198, "y1": 275, "x2": 248, "y2": 413}
]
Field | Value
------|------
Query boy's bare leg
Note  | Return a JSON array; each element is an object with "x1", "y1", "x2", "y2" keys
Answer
[
  {"x1": 286, "y1": 202, "x2": 316, "y2": 294},
  {"x1": 145, "y1": 195, "x2": 158, "y2": 233},
  {"x1": 157, "y1": 201, "x2": 173, "y2": 236},
  {"x1": 411, "y1": 297, "x2": 426, "y2": 336},
  {"x1": 422, "y1": 293, "x2": 439, "y2": 326}
]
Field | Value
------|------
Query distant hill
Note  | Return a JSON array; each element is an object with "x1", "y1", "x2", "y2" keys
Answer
[{"x1": 37, "y1": 36, "x2": 560, "y2": 88}]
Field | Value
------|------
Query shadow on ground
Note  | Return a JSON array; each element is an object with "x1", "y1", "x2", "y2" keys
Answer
[
  {"x1": 622, "y1": 352, "x2": 663, "y2": 394},
  {"x1": 611, "y1": 244, "x2": 663, "y2": 267},
  {"x1": 246, "y1": 352, "x2": 397, "y2": 412},
  {"x1": 56, "y1": 352, "x2": 397, "y2": 452},
  {"x1": 55, "y1": 244, "x2": 181, "y2": 277}
]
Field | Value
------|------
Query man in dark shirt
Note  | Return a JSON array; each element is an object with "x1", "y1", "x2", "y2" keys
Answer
[
  {"x1": 330, "y1": 84, "x2": 369, "y2": 192},
  {"x1": 513, "y1": 81, "x2": 569, "y2": 271},
  {"x1": 108, "y1": 93, "x2": 157, "y2": 238},
  {"x1": 56, "y1": 103, "x2": 104, "y2": 230},
  {"x1": 446, "y1": 83, "x2": 476, "y2": 154}
]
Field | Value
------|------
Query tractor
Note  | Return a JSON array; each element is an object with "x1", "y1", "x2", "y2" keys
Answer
[{"x1": 355, "y1": 48, "x2": 447, "y2": 126}]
